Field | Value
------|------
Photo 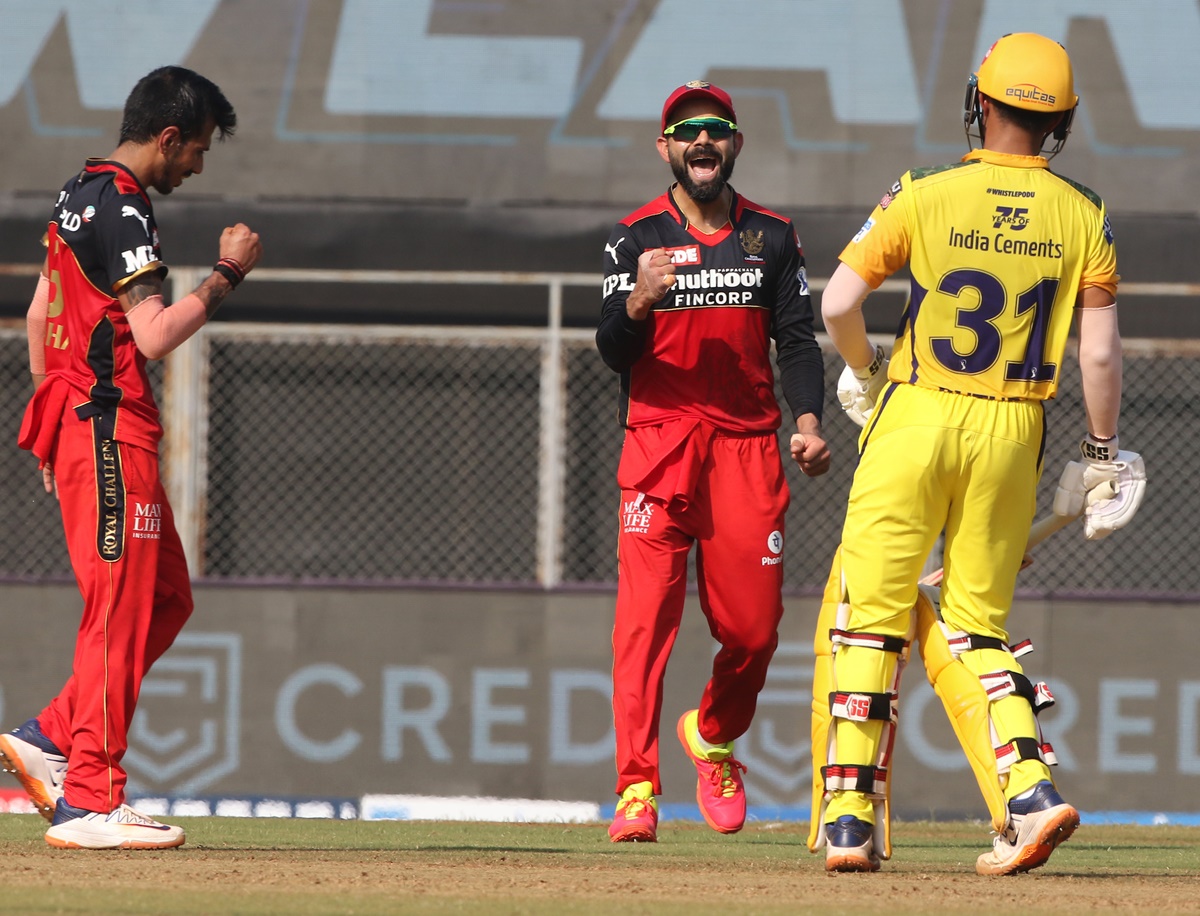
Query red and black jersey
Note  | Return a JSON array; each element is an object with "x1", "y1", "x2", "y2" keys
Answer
[
  {"x1": 42, "y1": 160, "x2": 168, "y2": 448},
  {"x1": 596, "y1": 186, "x2": 823, "y2": 431}
]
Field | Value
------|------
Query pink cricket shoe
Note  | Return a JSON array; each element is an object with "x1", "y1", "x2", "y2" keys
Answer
[
  {"x1": 676, "y1": 709, "x2": 747, "y2": 834},
  {"x1": 608, "y1": 781, "x2": 658, "y2": 842}
]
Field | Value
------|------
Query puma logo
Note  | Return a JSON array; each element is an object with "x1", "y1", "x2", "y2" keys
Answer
[
  {"x1": 605, "y1": 237, "x2": 625, "y2": 265},
  {"x1": 121, "y1": 205, "x2": 150, "y2": 236}
]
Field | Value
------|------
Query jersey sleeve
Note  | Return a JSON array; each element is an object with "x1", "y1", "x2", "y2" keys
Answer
[
  {"x1": 770, "y1": 222, "x2": 824, "y2": 422},
  {"x1": 596, "y1": 222, "x2": 648, "y2": 372},
  {"x1": 1080, "y1": 203, "x2": 1119, "y2": 297},
  {"x1": 837, "y1": 174, "x2": 913, "y2": 287},
  {"x1": 95, "y1": 194, "x2": 166, "y2": 294}
]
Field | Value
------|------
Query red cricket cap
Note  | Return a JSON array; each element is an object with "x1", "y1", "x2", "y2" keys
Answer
[{"x1": 660, "y1": 80, "x2": 737, "y2": 132}]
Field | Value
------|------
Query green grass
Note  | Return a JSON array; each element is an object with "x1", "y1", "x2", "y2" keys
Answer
[{"x1": 1, "y1": 815, "x2": 1197, "y2": 915}]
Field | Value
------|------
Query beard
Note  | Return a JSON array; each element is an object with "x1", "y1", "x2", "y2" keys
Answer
[
  {"x1": 670, "y1": 144, "x2": 735, "y2": 203},
  {"x1": 153, "y1": 149, "x2": 192, "y2": 195},
  {"x1": 152, "y1": 169, "x2": 178, "y2": 195}
]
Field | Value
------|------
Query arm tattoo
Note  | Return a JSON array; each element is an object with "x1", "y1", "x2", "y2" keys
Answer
[
  {"x1": 195, "y1": 272, "x2": 233, "y2": 319},
  {"x1": 123, "y1": 276, "x2": 163, "y2": 308}
]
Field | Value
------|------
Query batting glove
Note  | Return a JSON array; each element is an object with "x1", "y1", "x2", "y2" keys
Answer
[
  {"x1": 836, "y1": 344, "x2": 888, "y2": 428},
  {"x1": 1053, "y1": 435, "x2": 1147, "y2": 540}
]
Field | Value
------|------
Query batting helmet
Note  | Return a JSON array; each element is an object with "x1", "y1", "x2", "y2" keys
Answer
[{"x1": 964, "y1": 33, "x2": 1078, "y2": 158}]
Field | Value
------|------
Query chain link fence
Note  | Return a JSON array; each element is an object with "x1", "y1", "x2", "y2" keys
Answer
[{"x1": 2, "y1": 282, "x2": 1197, "y2": 598}]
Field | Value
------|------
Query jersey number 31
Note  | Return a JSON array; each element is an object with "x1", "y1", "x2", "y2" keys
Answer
[{"x1": 929, "y1": 269, "x2": 1060, "y2": 382}]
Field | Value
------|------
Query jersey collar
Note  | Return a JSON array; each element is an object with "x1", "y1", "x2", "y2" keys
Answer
[
  {"x1": 82, "y1": 158, "x2": 152, "y2": 203},
  {"x1": 961, "y1": 148, "x2": 1049, "y2": 170},
  {"x1": 665, "y1": 184, "x2": 739, "y2": 228}
]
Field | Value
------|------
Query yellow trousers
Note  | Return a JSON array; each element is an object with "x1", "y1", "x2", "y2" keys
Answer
[{"x1": 827, "y1": 384, "x2": 1050, "y2": 822}]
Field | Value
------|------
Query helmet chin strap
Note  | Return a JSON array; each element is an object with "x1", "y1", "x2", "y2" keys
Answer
[
  {"x1": 962, "y1": 74, "x2": 984, "y2": 153},
  {"x1": 1042, "y1": 107, "x2": 1075, "y2": 159}
]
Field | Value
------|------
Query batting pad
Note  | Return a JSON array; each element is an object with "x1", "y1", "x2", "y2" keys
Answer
[
  {"x1": 914, "y1": 596, "x2": 1008, "y2": 834},
  {"x1": 807, "y1": 551, "x2": 839, "y2": 853},
  {"x1": 808, "y1": 547, "x2": 898, "y2": 861}
]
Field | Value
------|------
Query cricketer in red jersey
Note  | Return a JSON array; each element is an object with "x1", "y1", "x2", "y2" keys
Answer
[
  {"x1": 0, "y1": 67, "x2": 261, "y2": 850},
  {"x1": 597, "y1": 81, "x2": 830, "y2": 842}
]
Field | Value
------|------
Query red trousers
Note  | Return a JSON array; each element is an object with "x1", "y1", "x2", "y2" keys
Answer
[
  {"x1": 34, "y1": 412, "x2": 193, "y2": 812},
  {"x1": 612, "y1": 423, "x2": 789, "y2": 795}
]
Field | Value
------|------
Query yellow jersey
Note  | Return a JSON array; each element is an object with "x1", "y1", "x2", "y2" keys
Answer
[{"x1": 840, "y1": 148, "x2": 1118, "y2": 400}]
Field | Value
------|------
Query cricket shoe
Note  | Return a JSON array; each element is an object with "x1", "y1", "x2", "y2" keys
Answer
[
  {"x1": 44, "y1": 798, "x2": 186, "y2": 850},
  {"x1": 824, "y1": 815, "x2": 881, "y2": 872},
  {"x1": 608, "y1": 781, "x2": 658, "y2": 842},
  {"x1": 976, "y1": 780, "x2": 1079, "y2": 876},
  {"x1": 0, "y1": 718, "x2": 67, "y2": 821},
  {"x1": 676, "y1": 709, "x2": 747, "y2": 834}
]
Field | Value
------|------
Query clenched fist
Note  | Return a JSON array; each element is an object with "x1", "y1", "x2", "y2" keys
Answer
[
  {"x1": 626, "y1": 247, "x2": 676, "y2": 320},
  {"x1": 218, "y1": 223, "x2": 263, "y2": 275}
]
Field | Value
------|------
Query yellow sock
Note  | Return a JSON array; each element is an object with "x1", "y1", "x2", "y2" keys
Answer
[{"x1": 825, "y1": 788, "x2": 877, "y2": 824}]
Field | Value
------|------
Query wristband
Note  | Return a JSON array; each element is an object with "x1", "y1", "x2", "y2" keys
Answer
[
  {"x1": 1080, "y1": 433, "x2": 1119, "y2": 463},
  {"x1": 213, "y1": 261, "x2": 243, "y2": 289},
  {"x1": 218, "y1": 257, "x2": 246, "y2": 279},
  {"x1": 853, "y1": 344, "x2": 886, "y2": 380}
]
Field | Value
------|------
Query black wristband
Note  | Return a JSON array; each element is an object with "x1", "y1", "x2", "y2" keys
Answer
[
  {"x1": 217, "y1": 257, "x2": 246, "y2": 280},
  {"x1": 213, "y1": 262, "x2": 242, "y2": 289}
]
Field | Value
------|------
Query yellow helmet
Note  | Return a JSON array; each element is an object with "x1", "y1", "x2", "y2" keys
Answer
[{"x1": 964, "y1": 33, "x2": 1079, "y2": 158}]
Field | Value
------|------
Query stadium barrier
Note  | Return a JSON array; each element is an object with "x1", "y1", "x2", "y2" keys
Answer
[{"x1": 3, "y1": 265, "x2": 1195, "y2": 598}]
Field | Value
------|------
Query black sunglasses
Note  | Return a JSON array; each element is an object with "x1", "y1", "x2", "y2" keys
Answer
[{"x1": 662, "y1": 117, "x2": 738, "y2": 142}]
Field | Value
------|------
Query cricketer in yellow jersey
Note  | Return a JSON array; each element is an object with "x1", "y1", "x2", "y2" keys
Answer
[{"x1": 810, "y1": 33, "x2": 1145, "y2": 876}]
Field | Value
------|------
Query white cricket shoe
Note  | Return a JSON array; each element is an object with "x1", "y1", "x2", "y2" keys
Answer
[
  {"x1": 824, "y1": 815, "x2": 881, "y2": 873},
  {"x1": 0, "y1": 719, "x2": 67, "y2": 821},
  {"x1": 45, "y1": 798, "x2": 186, "y2": 850},
  {"x1": 976, "y1": 781, "x2": 1079, "y2": 876}
]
